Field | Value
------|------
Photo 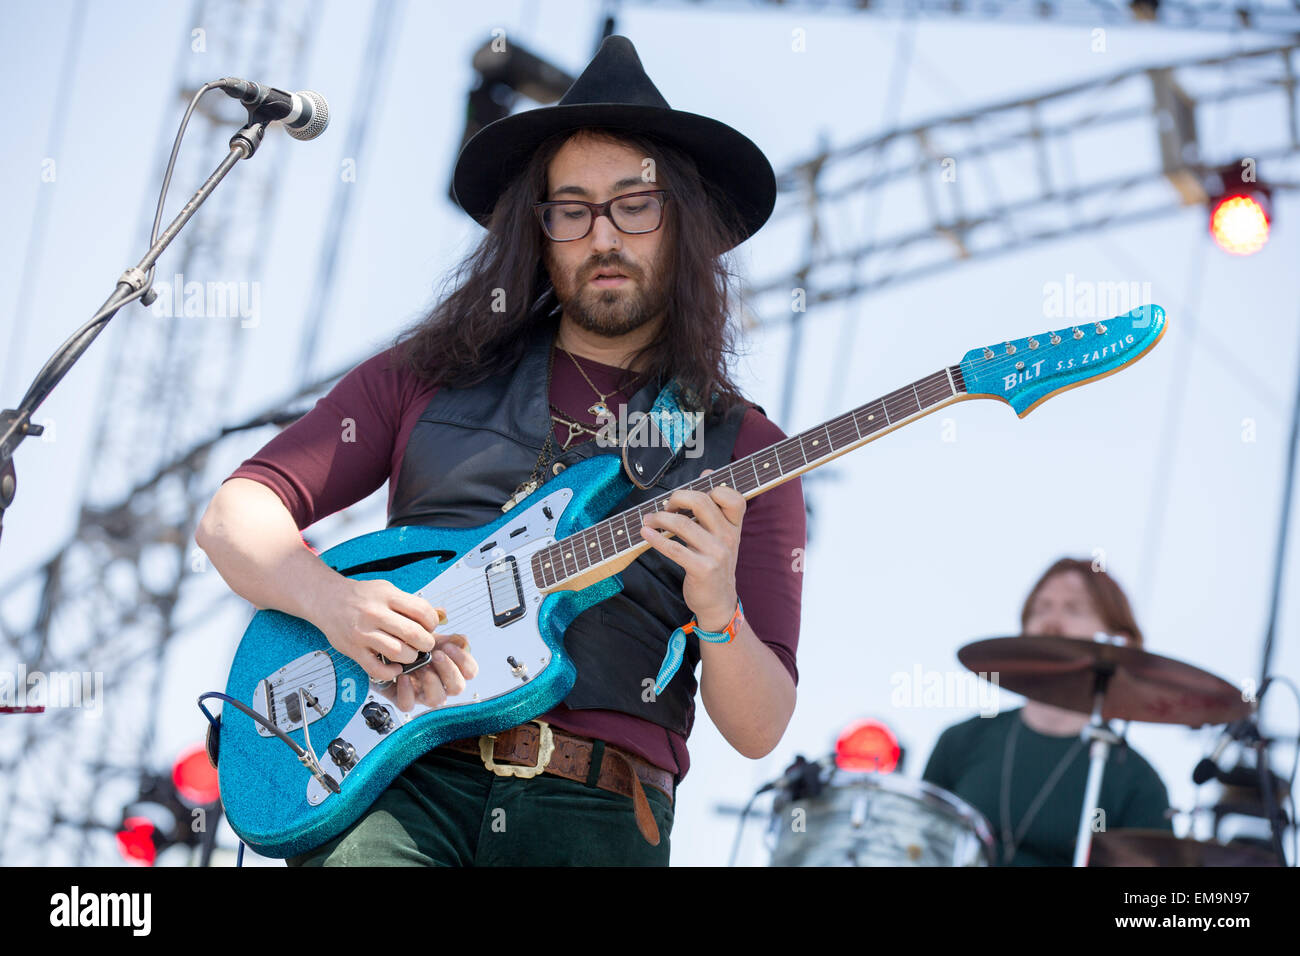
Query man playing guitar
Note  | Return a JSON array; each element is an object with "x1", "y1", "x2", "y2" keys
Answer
[{"x1": 196, "y1": 35, "x2": 806, "y2": 866}]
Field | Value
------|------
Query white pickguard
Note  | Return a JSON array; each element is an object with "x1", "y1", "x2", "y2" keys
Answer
[{"x1": 304, "y1": 489, "x2": 574, "y2": 805}]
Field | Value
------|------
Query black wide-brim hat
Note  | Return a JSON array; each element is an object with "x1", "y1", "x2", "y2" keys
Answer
[{"x1": 451, "y1": 35, "x2": 776, "y2": 249}]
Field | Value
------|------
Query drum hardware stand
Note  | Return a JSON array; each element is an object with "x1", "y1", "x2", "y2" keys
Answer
[
  {"x1": 727, "y1": 755, "x2": 830, "y2": 867},
  {"x1": 1244, "y1": 681, "x2": 1290, "y2": 865},
  {"x1": 760, "y1": 754, "x2": 826, "y2": 800},
  {"x1": 1072, "y1": 664, "x2": 1119, "y2": 868},
  {"x1": 961, "y1": 631, "x2": 1260, "y2": 865},
  {"x1": 1224, "y1": 738, "x2": 1292, "y2": 866},
  {"x1": 1191, "y1": 677, "x2": 1289, "y2": 865}
]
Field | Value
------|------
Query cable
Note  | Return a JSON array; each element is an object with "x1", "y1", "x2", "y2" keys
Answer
[
  {"x1": 292, "y1": 0, "x2": 400, "y2": 387},
  {"x1": 821, "y1": 17, "x2": 916, "y2": 424},
  {"x1": 196, "y1": 691, "x2": 340, "y2": 794},
  {"x1": 1136, "y1": 233, "x2": 1209, "y2": 600},
  {"x1": 13, "y1": 80, "x2": 226, "y2": 417},
  {"x1": 727, "y1": 788, "x2": 765, "y2": 867},
  {"x1": 1264, "y1": 673, "x2": 1299, "y2": 865},
  {"x1": 3, "y1": 0, "x2": 88, "y2": 392}
]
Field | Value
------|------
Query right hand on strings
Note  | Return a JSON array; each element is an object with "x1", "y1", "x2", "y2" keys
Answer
[{"x1": 311, "y1": 577, "x2": 478, "y2": 712}]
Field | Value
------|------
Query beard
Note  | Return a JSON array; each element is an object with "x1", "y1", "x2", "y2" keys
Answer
[{"x1": 546, "y1": 249, "x2": 670, "y2": 338}]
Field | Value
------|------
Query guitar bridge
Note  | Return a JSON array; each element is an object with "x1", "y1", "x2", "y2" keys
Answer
[{"x1": 254, "y1": 651, "x2": 337, "y2": 736}]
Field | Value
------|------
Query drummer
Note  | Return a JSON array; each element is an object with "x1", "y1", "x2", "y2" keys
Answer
[{"x1": 921, "y1": 557, "x2": 1173, "y2": 866}]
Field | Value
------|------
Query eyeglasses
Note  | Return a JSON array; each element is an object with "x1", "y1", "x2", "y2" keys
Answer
[{"x1": 533, "y1": 189, "x2": 670, "y2": 242}]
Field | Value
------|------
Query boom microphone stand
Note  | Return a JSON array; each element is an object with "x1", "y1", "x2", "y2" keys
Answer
[{"x1": 0, "y1": 79, "x2": 325, "y2": 548}]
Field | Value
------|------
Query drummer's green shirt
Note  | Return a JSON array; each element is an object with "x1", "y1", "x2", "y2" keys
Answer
[{"x1": 922, "y1": 708, "x2": 1173, "y2": 866}]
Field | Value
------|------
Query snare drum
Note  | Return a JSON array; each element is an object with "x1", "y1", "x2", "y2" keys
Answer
[{"x1": 767, "y1": 771, "x2": 995, "y2": 866}]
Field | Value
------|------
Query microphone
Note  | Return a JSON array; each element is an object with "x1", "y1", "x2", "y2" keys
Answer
[
  {"x1": 1193, "y1": 718, "x2": 1257, "y2": 785},
  {"x1": 217, "y1": 78, "x2": 329, "y2": 141}
]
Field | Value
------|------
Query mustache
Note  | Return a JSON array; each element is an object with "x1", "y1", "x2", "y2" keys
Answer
[{"x1": 583, "y1": 258, "x2": 637, "y2": 280}]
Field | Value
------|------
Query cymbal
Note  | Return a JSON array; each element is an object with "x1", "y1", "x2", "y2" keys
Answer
[
  {"x1": 1089, "y1": 830, "x2": 1281, "y2": 867},
  {"x1": 957, "y1": 635, "x2": 1251, "y2": 726}
]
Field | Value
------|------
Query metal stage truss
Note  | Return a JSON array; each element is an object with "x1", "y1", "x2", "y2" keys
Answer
[
  {"x1": 640, "y1": 0, "x2": 1300, "y2": 35},
  {"x1": 1, "y1": 0, "x2": 325, "y2": 866}
]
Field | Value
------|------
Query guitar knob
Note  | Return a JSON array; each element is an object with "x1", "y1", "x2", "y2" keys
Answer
[
  {"x1": 362, "y1": 701, "x2": 394, "y2": 733},
  {"x1": 328, "y1": 738, "x2": 358, "y2": 772}
]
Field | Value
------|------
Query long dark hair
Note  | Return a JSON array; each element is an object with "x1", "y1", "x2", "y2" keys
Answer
[{"x1": 391, "y1": 126, "x2": 753, "y2": 420}]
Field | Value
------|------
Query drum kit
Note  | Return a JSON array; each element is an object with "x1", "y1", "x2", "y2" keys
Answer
[
  {"x1": 762, "y1": 633, "x2": 1289, "y2": 867},
  {"x1": 768, "y1": 769, "x2": 996, "y2": 867}
]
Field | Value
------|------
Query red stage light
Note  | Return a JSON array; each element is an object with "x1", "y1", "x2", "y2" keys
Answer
[
  {"x1": 835, "y1": 718, "x2": 901, "y2": 773},
  {"x1": 1210, "y1": 193, "x2": 1270, "y2": 256},
  {"x1": 172, "y1": 744, "x2": 221, "y2": 805},
  {"x1": 115, "y1": 816, "x2": 158, "y2": 866}
]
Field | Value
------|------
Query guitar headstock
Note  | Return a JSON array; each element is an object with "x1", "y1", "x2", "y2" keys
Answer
[{"x1": 959, "y1": 305, "x2": 1167, "y2": 417}]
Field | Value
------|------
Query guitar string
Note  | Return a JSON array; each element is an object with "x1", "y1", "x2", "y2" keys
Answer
[
  {"x1": 261, "y1": 345, "x2": 1121, "y2": 692},
  {"x1": 345, "y1": 323, "x2": 1148, "y2": 627},
  {"x1": 264, "y1": 372, "x2": 979, "y2": 693},
  {"x1": 263, "y1": 333, "x2": 1155, "y2": 694}
]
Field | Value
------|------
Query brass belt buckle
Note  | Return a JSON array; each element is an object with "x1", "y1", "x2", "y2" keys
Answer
[{"x1": 479, "y1": 720, "x2": 554, "y2": 778}]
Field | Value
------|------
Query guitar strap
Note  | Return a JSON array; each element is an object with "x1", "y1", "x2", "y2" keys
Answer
[
  {"x1": 619, "y1": 379, "x2": 721, "y2": 695},
  {"x1": 619, "y1": 379, "x2": 709, "y2": 490}
]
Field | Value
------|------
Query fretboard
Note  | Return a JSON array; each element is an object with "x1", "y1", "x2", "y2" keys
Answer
[{"x1": 530, "y1": 365, "x2": 967, "y2": 590}]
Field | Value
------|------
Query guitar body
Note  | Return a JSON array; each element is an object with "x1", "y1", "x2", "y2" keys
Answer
[{"x1": 218, "y1": 453, "x2": 632, "y2": 858}]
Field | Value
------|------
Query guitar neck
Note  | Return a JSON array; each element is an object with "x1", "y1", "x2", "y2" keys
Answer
[{"x1": 532, "y1": 363, "x2": 969, "y2": 591}]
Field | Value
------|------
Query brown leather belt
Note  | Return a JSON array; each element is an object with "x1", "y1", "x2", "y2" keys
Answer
[{"x1": 436, "y1": 720, "x2": 674, "y2": 845}]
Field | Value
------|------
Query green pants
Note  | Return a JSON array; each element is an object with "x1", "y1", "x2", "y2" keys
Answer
[{"x1": 285, "y1": 746, "x2": 675, "y2": 866}]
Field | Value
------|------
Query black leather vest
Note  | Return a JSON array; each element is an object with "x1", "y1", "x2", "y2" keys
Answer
[{"x1": 387, "y1": 319, "x2": 751, "y2": 739}]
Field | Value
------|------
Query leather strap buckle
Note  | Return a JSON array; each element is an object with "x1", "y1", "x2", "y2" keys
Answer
[{"x1": 478, "y1": 720, "x2": 555, "y2": 778}]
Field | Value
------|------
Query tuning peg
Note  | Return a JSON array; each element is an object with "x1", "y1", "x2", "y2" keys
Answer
[
  {"x1": 1005, "y1": 342, "x2": 1017, "y2": 354},
  {"x1": 1094, "y1": 322, "x2": 1107, "y2": 334},
  {"x1": 1049, "y1": 332, "x2": 1062, "y2": 345},
  {"x1": 983, "y1": 347, "x2": 995, "y2": 359},
  {"x1": 1027, "y1": 337, "x2": 1039, "y2": 349},
  {"x1": 1072, "y1": 327, "x2": 1084, "y2": 340}
]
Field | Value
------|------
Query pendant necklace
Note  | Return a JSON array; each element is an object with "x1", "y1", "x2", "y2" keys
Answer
[{"x1": 558, "y1": 343, "x2": 620, "y2": 420}]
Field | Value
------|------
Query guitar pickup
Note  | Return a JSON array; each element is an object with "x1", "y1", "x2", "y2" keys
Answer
[{"x1": 486, "y1": 555, "x2": 525, "y2": 626}]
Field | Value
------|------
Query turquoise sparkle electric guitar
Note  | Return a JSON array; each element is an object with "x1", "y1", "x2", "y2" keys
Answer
[{"x1": 210, "y1": 305, "x2": 1167, "y2": 857}]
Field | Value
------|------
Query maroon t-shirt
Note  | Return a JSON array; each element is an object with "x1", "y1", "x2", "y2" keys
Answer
[{"x1": 225, "y1": 345, "x2": 806, "y2": 780}]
